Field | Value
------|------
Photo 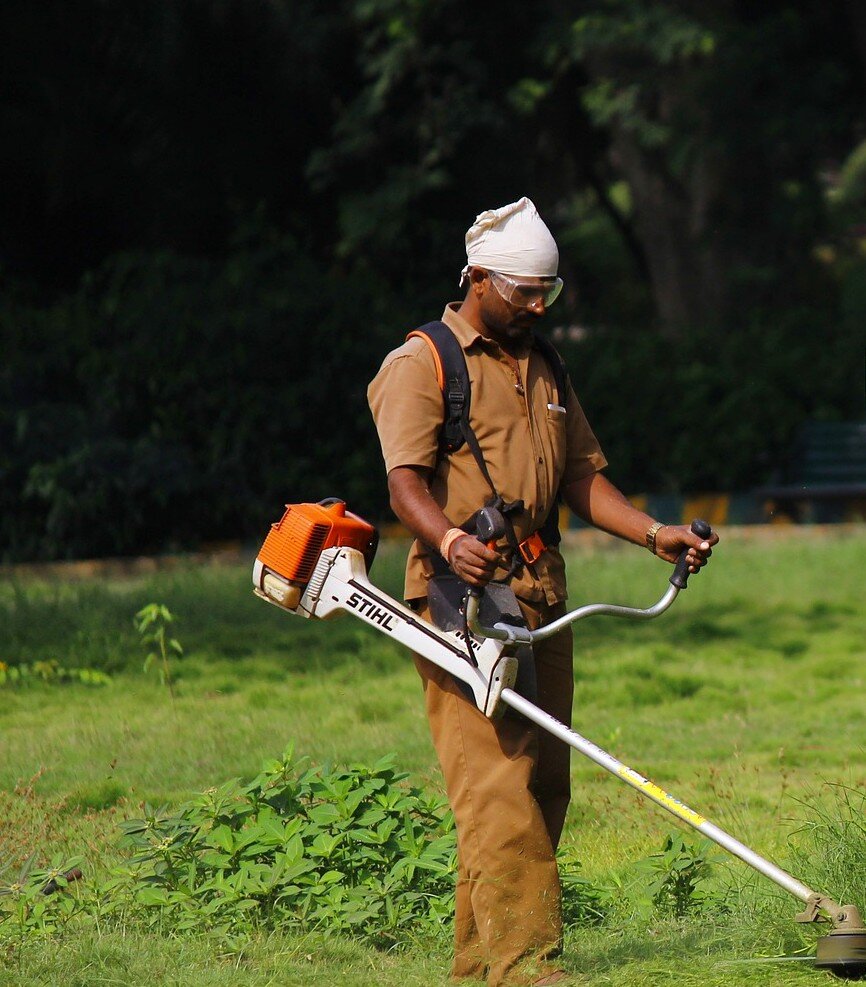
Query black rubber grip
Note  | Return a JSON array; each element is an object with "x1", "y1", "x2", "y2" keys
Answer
[
  {"x1": 476, "y1": 506, "x2": 506, "y2": 544},
  {"x1": 669, "y1": 519, "x2": 713, "y2": 589}
]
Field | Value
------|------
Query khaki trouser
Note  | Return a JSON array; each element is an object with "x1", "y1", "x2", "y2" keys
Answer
[{"x1": 414, "y1": 599, "x2": 573, "y2": 986}]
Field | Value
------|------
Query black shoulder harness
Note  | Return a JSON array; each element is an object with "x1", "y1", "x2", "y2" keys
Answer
[{"x1": 406, "y1": 321, "x2": 568, "y2": 561}]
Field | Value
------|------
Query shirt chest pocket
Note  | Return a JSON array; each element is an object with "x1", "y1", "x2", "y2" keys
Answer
[{"x1": 545, "y1": 404, "x2": 567, "y2": 479}]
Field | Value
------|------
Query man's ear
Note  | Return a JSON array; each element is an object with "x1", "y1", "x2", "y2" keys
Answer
[{"x1": 469, "y1": 266, "x2": 487, "y2": 297}]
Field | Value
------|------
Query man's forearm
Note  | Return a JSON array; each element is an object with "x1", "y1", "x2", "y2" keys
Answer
[
  {"x1": 562, "y1": 471, "x2": 655, "y2": 548},
  {"x1": 388, "y1": 466, "x2": 501, "y2": 587},
  {"x1": 387, "y1": 466, "x2": 454, "y2": 552}
]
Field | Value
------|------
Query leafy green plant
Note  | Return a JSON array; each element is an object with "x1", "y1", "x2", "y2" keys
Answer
[
  {"x1": 109, "y1": 749, "x2": 612, "y2": 946},
  {"x1": 633, "y1": 833, "x2": 728, "y2": 918},
  {"x1": 134, "y1": 603, "x2": 183, "y2": 699},
  {"x1": 110, "y1": 748, "x2": 457, "y2": 946},
  {"x1": 0, "y1": 745, "x2": 614, "y2": 951},
  {"x1": 0, "y1": 659, "x2": 109, "y2": 688},
  {"x1": 0, "y1": 854, "x2": 85, "y2": 948}
]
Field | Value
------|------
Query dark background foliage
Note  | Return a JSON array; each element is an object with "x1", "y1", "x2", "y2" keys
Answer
[{"x1": 1, "y1": 0, "x2": 864, "y2": 561}]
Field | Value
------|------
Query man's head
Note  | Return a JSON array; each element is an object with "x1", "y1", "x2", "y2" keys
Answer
[{"x1": 458, "y1": 197, "x2": 563, "y2": 346}]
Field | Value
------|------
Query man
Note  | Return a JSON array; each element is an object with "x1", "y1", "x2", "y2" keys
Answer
[{"x1": 367, "y1": 197, "x2": 716, "y2": 986}]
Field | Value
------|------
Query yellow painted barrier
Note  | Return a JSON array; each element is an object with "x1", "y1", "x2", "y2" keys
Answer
[{"x1": 683, "y1": 493, "x2": 730, "y2": 528}]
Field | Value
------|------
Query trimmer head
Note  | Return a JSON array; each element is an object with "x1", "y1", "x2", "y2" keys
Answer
[
  {"x1": 816, "y1": 932, "x2": 866, "y2": 979},
  {"x1": 815, "y1": 905, "x2": 866, "y2": 979}
]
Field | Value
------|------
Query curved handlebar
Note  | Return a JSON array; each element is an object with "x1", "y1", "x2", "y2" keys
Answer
[
  {"x1": 465, "y1": 518, "x2": 713, "y2": 645},
  {"x1": 465, "y1": 584, "x2": 681, "y2": 645}
]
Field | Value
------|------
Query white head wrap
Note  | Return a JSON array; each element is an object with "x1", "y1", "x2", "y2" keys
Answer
[{"x1": 461, "y1": 196, "x2": 559, "y2": 283}]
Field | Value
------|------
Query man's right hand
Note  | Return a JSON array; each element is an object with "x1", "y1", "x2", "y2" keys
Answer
[
  {"x1": 385, "y1": 467, "x2": 502, "y2": 588},
  {"x1": 448, "y1": 535, "x2": 500, "y2": 588}
]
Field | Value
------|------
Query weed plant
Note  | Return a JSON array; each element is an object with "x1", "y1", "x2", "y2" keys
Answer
[
  {"x1": 0, "y1": 747, "x2": 608, "y2": 957},
  {"x1": 110, "y1": 748, "x2": 456, "y2": 947},
  {"x1": 632, "y1": 833, "x2": 730, "y2": 918},
  {"x1": 134, "y1": 602, "x2": 183, "y2": 699}
]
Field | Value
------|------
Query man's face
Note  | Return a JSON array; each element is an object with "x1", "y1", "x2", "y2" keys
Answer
[{"x1": 475, "y1": 269, "x2": 562, "y2": 346}]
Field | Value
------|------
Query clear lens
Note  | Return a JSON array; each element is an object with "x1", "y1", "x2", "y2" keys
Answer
[{"x1": 489, "y1": 271, "x2": 563, "y2": 308}]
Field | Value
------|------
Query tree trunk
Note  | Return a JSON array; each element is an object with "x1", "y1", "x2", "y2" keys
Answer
[{"x1": 606, "y1": 123, "x2": 734, "y2": 336}]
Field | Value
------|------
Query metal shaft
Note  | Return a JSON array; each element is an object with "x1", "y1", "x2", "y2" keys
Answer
[{"x1": 501, "y1": 687, "x2": 817, "y2": 905}]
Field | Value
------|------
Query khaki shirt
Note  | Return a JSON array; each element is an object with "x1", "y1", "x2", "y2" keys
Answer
[{"x1": 368, "y1": 304, "x2": 607, "y2": 605}]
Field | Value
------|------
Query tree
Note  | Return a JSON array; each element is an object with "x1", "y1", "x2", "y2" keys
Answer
[{"x1": 535, "y1": 0, "x2": 863, "y2": 334}]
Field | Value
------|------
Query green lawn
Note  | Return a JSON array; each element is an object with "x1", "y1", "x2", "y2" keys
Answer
[{"x1": 1, "y1": 528, "x2": 865, "y2": 985}]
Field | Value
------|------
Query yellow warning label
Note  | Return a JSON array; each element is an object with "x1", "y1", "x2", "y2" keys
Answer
[{"x1": 616, "y1": 766, "x2": 706, "y2": 828}]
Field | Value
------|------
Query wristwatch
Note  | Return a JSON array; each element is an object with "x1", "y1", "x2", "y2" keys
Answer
[{"x1": 645, "y1": 520, "x2": 664, "y2": 555}]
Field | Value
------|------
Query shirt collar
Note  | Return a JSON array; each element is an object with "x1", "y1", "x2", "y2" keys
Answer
[
  {"x1": 441, "y1": 303, "x2": 534, "y2": 359},
  {"x1": 441, "y1": 303, "x2": 483, "y2": 350}
]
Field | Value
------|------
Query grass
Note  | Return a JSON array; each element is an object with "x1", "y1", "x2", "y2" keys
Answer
[{"x1": 1, "y1": 528, "x2": 865, "y2": 984}]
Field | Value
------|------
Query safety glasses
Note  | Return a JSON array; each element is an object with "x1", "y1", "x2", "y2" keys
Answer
[{"x1": 489, "y1": 270, "x2": 564, "y2": 308}]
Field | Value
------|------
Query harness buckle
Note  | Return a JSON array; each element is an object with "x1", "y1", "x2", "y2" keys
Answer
[{"x1": 518, "y1": 531, "x2": 546, "y2": 565}]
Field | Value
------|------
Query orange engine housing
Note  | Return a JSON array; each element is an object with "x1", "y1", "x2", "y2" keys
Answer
[{"x1": 256, "y1": 499, "x2": 377, "y2": 585}]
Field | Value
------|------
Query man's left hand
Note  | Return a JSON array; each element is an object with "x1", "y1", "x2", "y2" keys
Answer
[{"x1": 654, "y1": 525, "x2": 718, "y2": 571}]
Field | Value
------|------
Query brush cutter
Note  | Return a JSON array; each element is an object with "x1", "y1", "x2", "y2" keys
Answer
[{"x1": 252, "y1": 498, "x2": 866, "y2": 978}]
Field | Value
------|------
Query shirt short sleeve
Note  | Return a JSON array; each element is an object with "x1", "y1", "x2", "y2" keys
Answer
[
  {"x1": 367, "y1": 337, "x2": 444, "y2": 474},
  {"x1": 562, "y1": 378, "x2": 608, "y2": 484}
]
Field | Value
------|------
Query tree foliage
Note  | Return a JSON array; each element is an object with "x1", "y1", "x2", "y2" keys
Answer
[
  {"x1": 0, "y1": 1, "x2": 864, "y2": 560},
  {"x1": 0, "y1": 219, "x2": 402, "y2": 560}
]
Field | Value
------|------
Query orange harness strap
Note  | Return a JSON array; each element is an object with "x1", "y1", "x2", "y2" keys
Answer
[{"x1": 406, "y1": 330, "x2": 445, "y2": 389}]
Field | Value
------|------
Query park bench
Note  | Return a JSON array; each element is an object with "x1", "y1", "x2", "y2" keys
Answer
[{"x1": 757, "y1": 420, "x2": 866, "y2": 522}]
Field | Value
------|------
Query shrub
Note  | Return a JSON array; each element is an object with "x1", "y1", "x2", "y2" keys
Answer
[
  {"x1": 109, "y1": 749, "x2": 457, "y2": 947},
  {"x1": 0, "y1": 746, "x2": 635, "y2": 949},
  {"x1": 0, "y1": 226, "x2": 402, "y2": 563}
]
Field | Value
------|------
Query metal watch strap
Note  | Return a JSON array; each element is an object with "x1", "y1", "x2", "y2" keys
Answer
[{"x1": 645, "y1": 520, "x2": 664, "y2": 555}]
